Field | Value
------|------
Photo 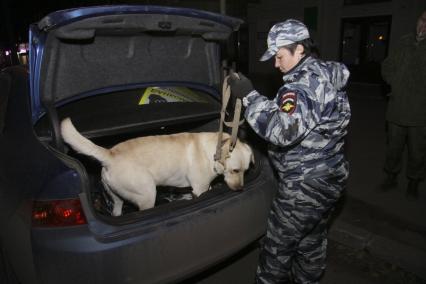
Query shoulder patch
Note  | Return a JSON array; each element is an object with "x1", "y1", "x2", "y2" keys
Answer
[{"x1": 280, "y1": 92, "x2": 297, "y2": 114}]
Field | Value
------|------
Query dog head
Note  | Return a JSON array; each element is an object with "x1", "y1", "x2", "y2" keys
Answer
[{"x1": 221, "y1": 139, "x2": 254, "y2": 191}]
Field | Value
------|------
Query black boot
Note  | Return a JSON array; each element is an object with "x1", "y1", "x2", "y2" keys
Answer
[
  {"x1": 380, "y1": 173, "x2": 398, "y2": 191},
  {"x1": 406, "y1": 179, "x2": 420, "y2": 199}
]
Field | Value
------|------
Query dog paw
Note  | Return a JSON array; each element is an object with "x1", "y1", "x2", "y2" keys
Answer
[
  {"x1": 181, "y1": 193, "x2": 193, "y2": 200},
  {"x1": 112, "y1": 209, "x2": 122, "y2": 217}
]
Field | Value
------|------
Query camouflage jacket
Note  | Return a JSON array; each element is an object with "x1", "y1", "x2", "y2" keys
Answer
[
  {"x1": 381, "y1": 33, "x2": 426, "y2": 126},
  {"x1": 243, "y1": 56, "x2": 351, "y2": 181}
]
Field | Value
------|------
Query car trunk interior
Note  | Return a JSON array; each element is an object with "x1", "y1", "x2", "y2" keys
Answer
[
  {"x1": 45, "y1": 111, "x2": 262, "y2": 221},
  {"x1": 34, "y1": 88, "x2": 264, "y2": 221},
  {"x1": 70, "y1": 116, "x2": 223, "y2": 218}
]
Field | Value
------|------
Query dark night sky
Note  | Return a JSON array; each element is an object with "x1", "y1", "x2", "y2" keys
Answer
[
  {"x1": 0, "y1": 0, "x2": 120, "y2": 45},
  {"x1": 2, "y1": 1, "x2": 72, "y2": 44}
]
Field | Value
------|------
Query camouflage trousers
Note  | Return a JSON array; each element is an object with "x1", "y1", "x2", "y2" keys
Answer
[
  {"x1": 384, "y1": 122, "x2": 426, "y2": 180},
  {"x1": 255, "y1": 173, "x2": 346, "y2": 284}
]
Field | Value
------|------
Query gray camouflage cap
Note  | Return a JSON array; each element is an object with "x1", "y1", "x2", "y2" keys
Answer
[{"x1": 260, "y1": 19, "x2": 310, "y2": 61}]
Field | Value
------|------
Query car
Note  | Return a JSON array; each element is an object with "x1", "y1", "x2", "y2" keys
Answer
[{"x1": 0, "y1": 5, "x2": 277, "y2": 284}]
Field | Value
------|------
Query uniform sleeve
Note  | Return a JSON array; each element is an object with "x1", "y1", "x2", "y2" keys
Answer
[
  {"x1": 381, "y1": 38, "x2": 404, "y2": 85},
  {"x1": 243, "y1": 87, "x2": 321, "y2": 147}
]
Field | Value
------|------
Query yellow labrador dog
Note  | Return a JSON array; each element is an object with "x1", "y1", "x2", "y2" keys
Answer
[{"x1": 60, "y1": 118, "x2": 254, "y2": 216}]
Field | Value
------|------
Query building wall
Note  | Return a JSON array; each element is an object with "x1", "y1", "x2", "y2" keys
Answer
[
  {"x1": 247, "y1": 0, "x2": 306, "y2": 74},
  {"x1": 247, "y1": 0, "x2": 425, "y2": 75}
]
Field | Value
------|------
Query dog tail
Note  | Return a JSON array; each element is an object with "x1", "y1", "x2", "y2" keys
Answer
[{"x1": 61, "y1": 117, "x2": 112, "y2": 165}]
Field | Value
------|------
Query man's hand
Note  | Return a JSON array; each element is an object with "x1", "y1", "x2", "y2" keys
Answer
[{"x1": 227, "y1": 72, "x2": 254, "y2": 100}]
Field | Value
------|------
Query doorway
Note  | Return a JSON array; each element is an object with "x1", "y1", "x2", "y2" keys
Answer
[{"x1": 340, "y1": 15, "x2": 392, "y2": 84}]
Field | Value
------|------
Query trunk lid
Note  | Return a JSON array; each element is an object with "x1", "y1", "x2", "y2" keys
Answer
[{"x1": 29, "y1": 5, "x2": 242, "y2": 123}]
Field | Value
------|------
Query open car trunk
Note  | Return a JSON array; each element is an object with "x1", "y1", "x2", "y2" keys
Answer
[{"x1": 30, "y1": 6, "x2": 253, "y2": 222}]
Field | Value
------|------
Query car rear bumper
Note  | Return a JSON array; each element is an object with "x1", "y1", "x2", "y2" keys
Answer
[{"x1": 31, "y1": 173, "x2": 276, "y2": 284}]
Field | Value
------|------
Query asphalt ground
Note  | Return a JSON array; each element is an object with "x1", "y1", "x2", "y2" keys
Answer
[{"x1": 185, "y1": 237, "x2": 425, "y2": 284}]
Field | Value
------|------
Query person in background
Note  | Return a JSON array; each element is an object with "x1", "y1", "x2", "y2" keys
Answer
[
  {"x1": 380, "y1": 10, "x2": 426, "y2": 198},
  {"x1": 228, "y1": 19, "x2": 351, "y2": 284}
]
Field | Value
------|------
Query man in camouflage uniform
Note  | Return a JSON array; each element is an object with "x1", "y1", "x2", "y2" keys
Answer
[
  {"x1": 380, "y1": 10, "x2": 426, "y2": 198},
  {"x1": 228, "y1": 19, "x2": 351, "y2": 283}
]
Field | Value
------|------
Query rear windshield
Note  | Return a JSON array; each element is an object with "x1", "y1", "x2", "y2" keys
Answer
[{"x1": 35, "y1": 86, "x2": 221, "y2": 140}]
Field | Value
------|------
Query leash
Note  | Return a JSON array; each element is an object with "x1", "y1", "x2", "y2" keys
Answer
[{"x1": 214, "y1": 72, "x2": 245, "y2": 174}]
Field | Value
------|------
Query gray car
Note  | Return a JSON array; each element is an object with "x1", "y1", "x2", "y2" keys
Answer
[{"x1": 0, "y1": 5, "x2": 276, "y2": 284}]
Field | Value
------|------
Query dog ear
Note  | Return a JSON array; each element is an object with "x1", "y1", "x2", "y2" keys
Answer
[
  {"x1": 214, "y1": 161, "x2": 225, "y2": 174},
  {"x1": 221, "y1": 138, "x2": 230, "y2": 147},
  {"x1": 220, "y1": 138, "x2": 231, "y2": 157},
  {"x1": 243, "y1": 143, "x2": 255, "y2": 164}
]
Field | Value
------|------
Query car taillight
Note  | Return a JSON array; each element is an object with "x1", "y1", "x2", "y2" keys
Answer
[{"x1": 32, "y1": 198, "x2": 87, "y2": 227}]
